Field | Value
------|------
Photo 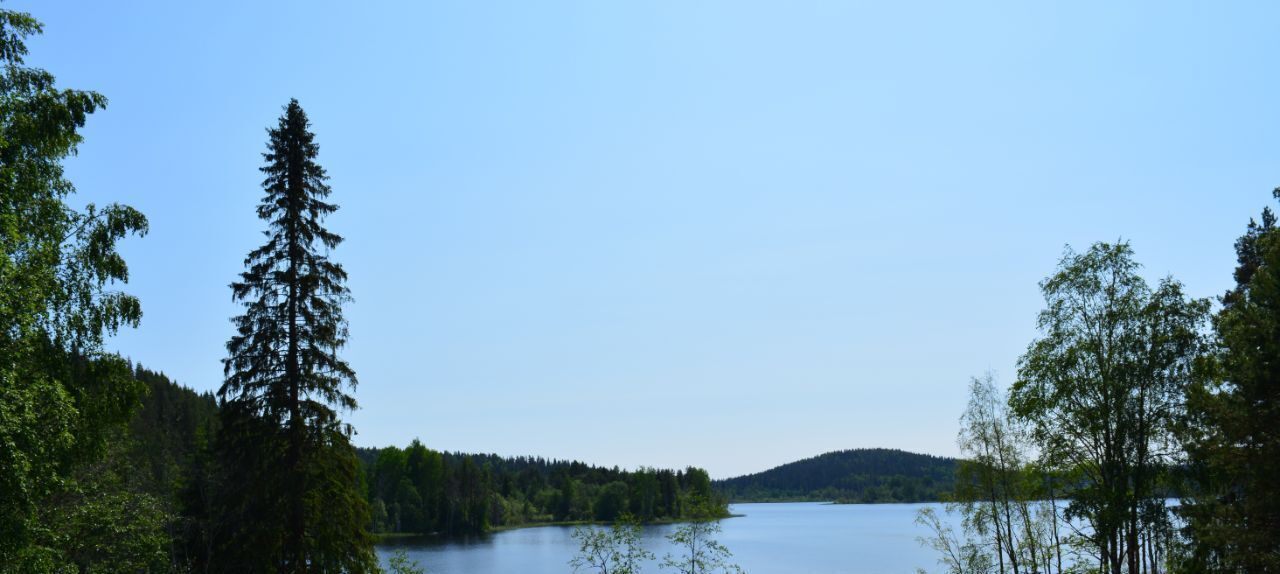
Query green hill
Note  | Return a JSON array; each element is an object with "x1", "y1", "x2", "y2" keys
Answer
[{"x1": 714, "y1": 448, "x2": 957, "y2": 503}]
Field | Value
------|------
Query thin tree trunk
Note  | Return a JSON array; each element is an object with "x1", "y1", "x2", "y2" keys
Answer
[
  {"x1": 1109, "y1": 529, "x2": 1123, "y2": 574},
  {"x1": 1018, "y1": 499, "x2": 1040, "y2": 574},
  {"x1": 285, "y1": 144, "x2": 306, "y2": 574},
  {"x1": 990, "y1": 480, "x2": 1007, "y2": 574},
  {"x1": 1048, "y1": 481, "x2": 1063, "y2": 574}
]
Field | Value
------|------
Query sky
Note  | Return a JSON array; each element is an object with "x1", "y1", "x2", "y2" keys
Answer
[{"x1": 16, "y1": 1, "x2": 1280, "y2": 478}]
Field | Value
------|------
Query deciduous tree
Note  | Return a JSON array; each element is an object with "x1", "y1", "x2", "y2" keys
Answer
[
  {"x1": 570, "y1": 518, "x2": 653, "y2": 574},
  {"x1": 660, "y1": 520, "x2": 743, "y2": 574},
  {"x1": 1012, "y1": 242, "x2": 1207, "y2": 574},
  {"x1": 0, "y1": 6, "x2": 158, "y2": 571}
]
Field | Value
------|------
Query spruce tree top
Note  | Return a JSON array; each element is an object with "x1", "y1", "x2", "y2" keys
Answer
[{"x1": 221, "y1": 98, "x2": 357, "y2": 435}]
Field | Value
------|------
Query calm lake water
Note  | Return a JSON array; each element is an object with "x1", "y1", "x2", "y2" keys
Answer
[{"x1": 376, "y1": 502, "x2": 957, "y2": 574}]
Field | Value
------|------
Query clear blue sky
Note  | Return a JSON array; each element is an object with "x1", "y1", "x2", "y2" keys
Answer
[{"x1": 19, "y1": 1, "x2": 1280, "y2": 478}]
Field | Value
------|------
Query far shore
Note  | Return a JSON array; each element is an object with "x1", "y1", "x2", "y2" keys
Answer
[{"x1": 374, "y1": 514, "x2": 746, "y2": 543}]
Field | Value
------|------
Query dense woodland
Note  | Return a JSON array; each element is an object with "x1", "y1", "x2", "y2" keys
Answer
[
  {"x1": 358, "y1": 445, "x2": 727, "y2": 535},
  {"x1": 2, "y1": 4, "x2": 1279, "y2": 574},
  {"x1": 126, "y1": 366, "x2": 218, "y2": 496},
  {"x1": 79, "y1": 363, "x2": 731, "y2": 556},
  {"x1": 121, "y1": 365, "x2": 729, "y2": 538},
  {"x1": 714, "y1": 449, "x2": 956, "y2": 503}
]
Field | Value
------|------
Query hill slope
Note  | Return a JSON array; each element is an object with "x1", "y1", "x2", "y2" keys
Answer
[{"x1": 714, "y1": 448, "x2": 957, "y2": 503}]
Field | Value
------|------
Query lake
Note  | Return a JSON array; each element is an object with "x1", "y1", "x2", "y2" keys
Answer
[{"x1": 377, "y1": 502, "x2": 957, "y2": 573}]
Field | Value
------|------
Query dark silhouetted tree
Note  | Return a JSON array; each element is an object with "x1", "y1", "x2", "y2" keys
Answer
[{"x1": 214, "y1": 99, "x2": 375, "y2": 573}]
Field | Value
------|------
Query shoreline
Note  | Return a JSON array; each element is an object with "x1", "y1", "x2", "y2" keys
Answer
[
  {"x1": 726, "y1": 498, "x2": 947, "y2": 505},
  {"x1": 374, "y1": 514, "x2": 746, "y2": 543}
]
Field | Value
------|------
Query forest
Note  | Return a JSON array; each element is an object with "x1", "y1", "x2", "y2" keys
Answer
[
  {"x1": 37, "y1": 355, "x2": 731, "y2": 567},
  {"x1": 714, "y1": 448, "x2": 956, "y2": 503},
  {"x1": 359, "y1": 445, "x2": 727, "y2": 535},
  {"x1": 2, "y1": 3, "x2": 1278, "y2": 573},
  {"x1": 101, "y1": 362, "x2": 731, "y2": 540}
]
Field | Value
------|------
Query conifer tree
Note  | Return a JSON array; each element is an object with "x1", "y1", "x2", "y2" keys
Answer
[
  {"x1": 1180, "y1": 192, "x2": 1280, "y2": 572},
  {"x1": 215, "y1": 99, "x2": 375, "y2": 573}
]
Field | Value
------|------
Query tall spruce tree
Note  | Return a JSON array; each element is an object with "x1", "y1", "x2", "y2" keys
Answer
[{"x1": 216, "y1": 99, "x2": 375, "y2": 573}]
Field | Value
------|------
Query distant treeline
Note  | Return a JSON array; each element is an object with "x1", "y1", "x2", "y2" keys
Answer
[
  {"x1": 714, "y1": 448, "x2": 957, "y2": 503},
  {"x1": 357, "y1": 444, "x2": 730, "y2": 535},
  {"x1": 117, "y1": 369, "x2": 729, "y2": 540}
]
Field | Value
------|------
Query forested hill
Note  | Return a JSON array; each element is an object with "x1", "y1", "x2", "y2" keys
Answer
[
  {"x1": 714, "y1": 448, "x2": 957, "y2": 503},
  {"x1": 126, "y1": 364, "x2": 218, "y2": 495}
]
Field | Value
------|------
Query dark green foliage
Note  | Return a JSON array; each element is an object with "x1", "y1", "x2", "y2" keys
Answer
[
  {"x1": 713, "y1": 448, "x2": 956, "y2": 503},
  {"x1": 121, "y1": 365, "x2": 220, "y2": 571},
  {"x1": 4, "y1": 353, "x2": 173, "y2": 573},
  {"x1": 213, "y1": 99, "x2": 376, "y2": 573},
  {"x1": 222, "y1": 99, "x2": 357, "y2": 432},
  {"x1": 3, "y1": 359, "x2": 215, "y2": 573},
  {"x1": 210, "y1": 409, "x2": 289, "y2": 572},
  {"x1": 358, "y1": 445, "x2": 729, "y2": 535},
  {"x1": 126, "y1": 364, "x2": 218, "y2": 497},
  {"x1": 1179, "y1": 193, "x2": 1280, "y2": 572},
  {"x1": 39, "y1": 442, "x2": 172, "y2": 574},
  {"x1": 594, "y1": 481, "x2": 630, "y2": 521}
]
